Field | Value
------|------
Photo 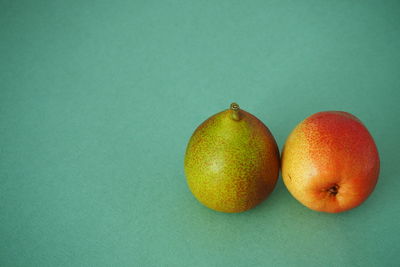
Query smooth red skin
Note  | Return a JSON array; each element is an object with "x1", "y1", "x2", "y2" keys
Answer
[{"x1": 282, "y1": 111, "x2": 380, "y2": 213}]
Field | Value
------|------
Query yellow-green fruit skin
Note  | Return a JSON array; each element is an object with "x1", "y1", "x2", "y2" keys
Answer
[{"x1": 184, "y1": 108, "x2": 279, "y2": 213}]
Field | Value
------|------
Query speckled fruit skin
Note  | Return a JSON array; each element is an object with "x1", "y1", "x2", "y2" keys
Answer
[
  {"x1": 184, "y1": 107, "x2": 279, "y2": 213},
  {"x1": 282, "y1": 111, "x2": 380, "y2": 213}
]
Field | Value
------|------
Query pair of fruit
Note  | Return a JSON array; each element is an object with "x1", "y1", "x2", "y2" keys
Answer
[{"x1": 184, "y1": 103, "x2": 380, "y2": 213}]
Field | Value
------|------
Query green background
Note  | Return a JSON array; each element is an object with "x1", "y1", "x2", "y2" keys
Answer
[{"x1": 1, "y1": 0, "x2": 399, "y2": 266}]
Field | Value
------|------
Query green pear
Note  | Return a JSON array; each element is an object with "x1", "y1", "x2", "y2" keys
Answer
[{"x1": 184, "y1": 103, "x2": 280, "y2": 213}]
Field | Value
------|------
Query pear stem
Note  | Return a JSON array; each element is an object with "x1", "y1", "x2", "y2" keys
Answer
[{"x1": 230, "y1": 102, "x2": 240, "y2": 121}]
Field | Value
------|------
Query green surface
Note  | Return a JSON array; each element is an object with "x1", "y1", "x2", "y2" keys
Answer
[{"x1": 1, "y1": 1, "x2": 400, "y2": 266}]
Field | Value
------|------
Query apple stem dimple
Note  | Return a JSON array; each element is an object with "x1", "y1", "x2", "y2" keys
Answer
[{"x1": 230, "y1": 102, "x2": 240, "y2": 121}]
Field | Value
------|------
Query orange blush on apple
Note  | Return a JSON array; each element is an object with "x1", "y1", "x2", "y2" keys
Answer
[{"x1": 281, "y1": 111, "x2": 380, "y2": 213}]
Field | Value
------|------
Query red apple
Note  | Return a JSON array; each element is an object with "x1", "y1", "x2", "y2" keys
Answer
[{"x1": 281, "y1": 111, "x2": 380, "y2": 213}]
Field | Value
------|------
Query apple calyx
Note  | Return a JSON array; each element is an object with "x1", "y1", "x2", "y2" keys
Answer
[{"x1": 327, "y1": 184, "x2": 339, "y2": 196}]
